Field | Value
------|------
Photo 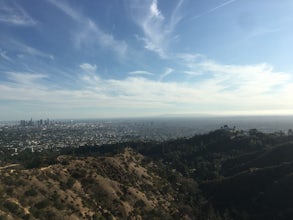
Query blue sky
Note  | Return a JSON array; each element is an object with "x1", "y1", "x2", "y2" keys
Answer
[{"x1": 1, "y1": 0, "x2": 293, "y2": 120}]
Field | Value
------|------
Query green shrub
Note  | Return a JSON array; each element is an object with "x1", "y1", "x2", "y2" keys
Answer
[
  {"x1": 35, "y1": 199, "x2": 50, "y2": 209},
  {"x1": 24, "y1": 189, "x2": 38, "y2": 196}
]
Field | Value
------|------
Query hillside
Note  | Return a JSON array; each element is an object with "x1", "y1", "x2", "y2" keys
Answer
[
  {"x1": 1, "y1": 128, "x2": 293, "y2": 219},
  {"x1": 0, "y1": 148, "x2": 212, "y2": 220}
]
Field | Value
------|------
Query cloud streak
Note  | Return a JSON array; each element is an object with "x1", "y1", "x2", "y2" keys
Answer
[
  {"x1": 14, "y1": 42, "x2": 54, "y2": 60},
  {"x1": 0, "y1": 1, "x2": 37, "y2": 26},
  {"x1": 80, "y1": 63, "x2": 97, "y2": 73},
  {"x1": 129, "y1": 0, "x2": 184, "y2": 58},
  {"x1": 0, "y1": 49, "x2": 12, "y2": 62},
  {"x1": 159, "y1": 68, "x2": 174, "y2": 81},
  {"x1": 7, "y1": 72, "x2": 47, "y2": 86},
  {"x1": 128, "y1": 70, "x2": 154, "y2": 76},
  {"x1": 48, "y1": 0, "x2": 128, "y2": 57},
  {"x1": 192, "y1": 0, "x2": 236, "y2": 20}
]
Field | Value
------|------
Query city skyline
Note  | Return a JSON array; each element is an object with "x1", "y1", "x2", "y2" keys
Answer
[{"x1": 1, "y1": 0, "x2": 293, "y2": 120}]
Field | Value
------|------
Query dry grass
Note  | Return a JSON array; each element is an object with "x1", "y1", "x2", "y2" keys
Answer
[{"x1": 0, "y1": 148, "x2": 176, "y2": 219}]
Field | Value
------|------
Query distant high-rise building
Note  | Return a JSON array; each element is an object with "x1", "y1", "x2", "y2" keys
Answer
[
  {"x1": 28, "y1": 118, "x2": 33, "y2": 126},
  {"x1": 45, "y1": 118, "x2": 50, "y2": 125},
  {"x1": 37, "y1": 119, "x2": 43, "y2": 127},
  {"x1": 20, "y1": 120, "x2": 26, "y2": 127}
]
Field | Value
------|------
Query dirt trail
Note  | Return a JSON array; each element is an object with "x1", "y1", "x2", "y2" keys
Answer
[{"x1": 0, "y1": 164, "x2": 19, "y2": 170}]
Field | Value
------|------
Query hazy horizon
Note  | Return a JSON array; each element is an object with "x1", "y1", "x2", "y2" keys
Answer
[
  {"x1": 2, "y1": 114, "x2": 293, "y2": 123},
  {"x1": 2, "y1": 115, "x2": 293, "y2": 135}
]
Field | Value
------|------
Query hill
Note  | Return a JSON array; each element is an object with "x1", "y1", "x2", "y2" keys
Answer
[
  {"x1": 0, "y1": 148, "x2": 216, "y2": 220},
  {"x1": 1, "y1": 127, "x2": 293, "y2": 219}
]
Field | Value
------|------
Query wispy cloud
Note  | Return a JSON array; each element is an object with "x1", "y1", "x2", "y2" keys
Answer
[
  {"x1": 177, "y1": 53, "x2": 291, "y2": 95},
  {"x1": 0, "y1": 49, "x2": 12, "y2": 62},
  {"x1": 80, "y1": 63, "x2": 97, "y2": 73},
  {"x1": 150, "y1": 0, "x2": 164, "y2": 19},
  {"x1": 159, "y1": 68, "x2": 174, "y2": 81},
  {"x1": 0, "y1": 1, "x2": 37, "y2": 26},
  {"x1": 128, "y1": 70, "x2": 154, "y2": 76},
  {"x1": 1, "y1": 58, "x2": 293, "y2": 118},
  {"x1": 13, "y1": 41, "x2": 54, "y2": 60},
  {"x1": 7, "y1": 72, "x2": 47, "y2": 84},
  {"x1": 48, "y1": 0, "x2": 128, "y2": 57},
  {"x1": 5, "y1": 72, "x2": 48, "y2": 92},
  {"x1": 129, "y1": 0, "x2": 184, "y2": 58},
  {"x1": 183, "y1": 71, "x2": 203, "y2": 76},
  {"x1": 245, "y1": 27, "x2": 282, "y2": 41},
  {"x1": 192, "y1": 0, "x2": 236, "y2": 20},
  {"x1": 74, "y1": 20, "x2": 128, "y2": 56}
]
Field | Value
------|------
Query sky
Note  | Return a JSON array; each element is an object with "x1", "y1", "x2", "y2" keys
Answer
[{"x1": 1, "y1": 0, "x2": 293, "y2": 120}]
